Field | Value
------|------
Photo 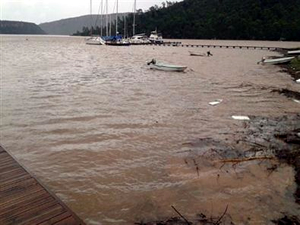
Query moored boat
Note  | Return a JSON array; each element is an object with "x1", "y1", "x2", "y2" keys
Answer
[
  {"x1": 260, "y1": 56, "x2": 294, "y2": 65},
  {"x1": 287, "y1": 50, "x2": 300, "y2": 55},
  {"x1": 130, "y1": 34, "x2": 150, "y2": 45},
  {"x1": 147, "y1": 59, "x2": 187, "y2": 72},
  {"x1": 149, "y1": 30, "x2": 163, "y2": 44},
  {"x1": 106, "y1": 40, "x2": 131, "y2": 46},
  {"x1": 86, "y1": 36, "x2": 106, "y2": 45}
]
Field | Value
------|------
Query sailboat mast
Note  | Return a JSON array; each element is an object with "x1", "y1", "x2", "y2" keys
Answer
[
  {"x1": 90, "y1": 0, "x2": 93, "y2": 35},
  {"x1": 133, "y1": 0, "x2": 136, "y2": 36},
  {"x1": 106, "y1": 0, "x2": 108, "y2": 36},
  {"x1": 124, "y1": 15, "x2": 126, "y2": 38},
  {"x1": 116, "y1": 0, "x2": 118, "y2": 35},
  {"x1": 109, "y1": 14, "x2": 112, "y2": 36},
  {"x1": 100, "y1": 0, "x2": 103, "y2": 36}
]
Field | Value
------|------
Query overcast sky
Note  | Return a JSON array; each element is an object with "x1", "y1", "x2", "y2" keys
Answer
[{"x1": 0, "y1": 0, "x2": 178, "y2": 24}]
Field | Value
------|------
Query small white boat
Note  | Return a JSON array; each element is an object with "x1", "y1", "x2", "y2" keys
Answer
[
  {"x1": 130, "y1": 34, "x2": 150, "y2": 45},
  {"x1": 260, "y1": 56, "x2": 294, "y2": 65},
  {"x1": 86, "y1": 36, "x2": 106, "y2": 45},
  {"x1": 147, "y1": 59, "x2": 187, "y2": 72},
  {"x1": 149, "y1": 30, "x2": 163, "y2": 44},
  {"x1": 287, "y1": 50, "x2": 300, "y2": 55}
]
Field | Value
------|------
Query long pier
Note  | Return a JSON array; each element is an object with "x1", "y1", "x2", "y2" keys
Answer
[
  {"x1": 0, "y1": 145, "x2": 85, "y2": 225},
  {"x1": 151, "y1": 42, "x2": 283, "y2": 51},
  {"x1": 131, "y1": 41, "x2": 283, "y2": 51}
]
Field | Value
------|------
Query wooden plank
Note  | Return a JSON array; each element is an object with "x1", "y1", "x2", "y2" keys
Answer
[
  {"x1": 0, "y1": 190, "x2": 48, "y2": 212},
  {"x1": 0, "y1": 164, "x2": 22, "y2": 174},
  {"x1": 0, "y1": 177, "x2": 37, "y2": 193},
  {"x1": 0, "y1": 174, "x2": 32, "y2": 189},
  {"x1": 0, "y1": 202, "x2": 62, "y2": 225},
  {"x1": 21, "y1": 203, "x2": 67, "y2": 225},
  {"x1": 0, "y1": 154, "x2": 14, "y2": 164},
  {"x1": 0, "y1": 145, "x2": 85, "y2": 225},
  {"x1": 0, "y1": 171, "x2": 29, "y2": 185},
  {"x1": 0, "y1": 195, "x2": 54, "y2": 218},
  {"x1": 0, "y1": 183, "x2": 44, "y2": 206},
  {"x1": 0, "y1": 168, "x2": 27, "y2": 182},
  {"x1": 55, "y1": 216, "x2": 80, "y2": 225},
  {"x1": 38, "y1": 212, "x2": 72, "y2": 225},
  {"x1": 0, "y1": 159, "x2": 19, "y2": 170}
]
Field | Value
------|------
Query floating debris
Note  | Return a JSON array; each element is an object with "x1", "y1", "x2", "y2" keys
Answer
[
  {"x1": 232, "y1": 115, "x2": 250, "y2": 120},
  {"x1": 232, "y1": 116, "x2": 250, "y2": 120},
  {"x1": 293, "y1": 99, "x2": 300, "y2": 103},
  {"x1": 296, "y1": 79, "x2": 300, "y2": 83},
  {"x1": 209, "y1": 99, "x2": 223, "y2": 106}
]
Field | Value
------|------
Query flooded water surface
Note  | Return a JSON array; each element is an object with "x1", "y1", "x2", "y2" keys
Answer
[{"x1": 1, "y1": 36, "x2": 300, "y2": 224}]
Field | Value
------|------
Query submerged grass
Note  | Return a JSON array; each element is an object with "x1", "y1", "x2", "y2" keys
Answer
[{"x1": 290, "y1": 57, "x2": 300, "y2": 72}]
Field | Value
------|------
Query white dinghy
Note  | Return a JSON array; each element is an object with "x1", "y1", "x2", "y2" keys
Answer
[{"x1": 147, "y1": 59, "x2": 187, "y2": 72}]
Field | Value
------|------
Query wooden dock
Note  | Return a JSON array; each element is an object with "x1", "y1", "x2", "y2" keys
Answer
[
  {"x1": 150, "y1": 43, "x2": 284, "y2": 51},
  {"x1": 0, "y1": 146, "x2": 85, "y2": 225}
]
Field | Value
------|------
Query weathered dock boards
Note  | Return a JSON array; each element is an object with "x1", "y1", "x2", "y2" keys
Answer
[{"x1": 0, "y1": 145, "x2": 85, "y2": 225}]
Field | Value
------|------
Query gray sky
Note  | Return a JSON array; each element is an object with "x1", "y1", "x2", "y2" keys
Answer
[{"x1": 0, "y1": 0, "x2": 178, "y2": 24}]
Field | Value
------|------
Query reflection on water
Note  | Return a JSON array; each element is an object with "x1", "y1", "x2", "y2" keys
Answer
[{"x1": 1, "y1": 36, "x2": 300, "y2": 224}]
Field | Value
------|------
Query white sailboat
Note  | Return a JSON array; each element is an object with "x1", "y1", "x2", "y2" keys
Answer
[
  {"x1": 86, "y1": 0, "x2": 105, "y2": 45},
  {"x1": 106, "y1": 0, "x2": 131, "y2": 46}
]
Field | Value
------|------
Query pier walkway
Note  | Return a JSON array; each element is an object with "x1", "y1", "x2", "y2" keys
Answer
[
  {"x1": 152, "y1": 42, "x2": 283, "y2": 51},
  {"x1": 0, "y1": 145, "x2": 85, "y2": 225}
]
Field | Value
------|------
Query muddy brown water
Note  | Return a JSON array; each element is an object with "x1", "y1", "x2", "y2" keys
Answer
[{"x1": 1, "y1": 36, "x2": 300, "y2": 224}]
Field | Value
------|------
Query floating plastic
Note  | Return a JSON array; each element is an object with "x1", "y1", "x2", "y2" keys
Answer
[
  {"x1": 209, "y1": 99, "x2": 223, "y2": 106},
  {"x1": 296, "y1": 79, "x2": 300, "y2": 83},
  {"x1": 232, "y1": 115, "x2": 250, "y2": 120},
  {"x1": 293, "y1": 99, "x2": 300, "y2": 103}
]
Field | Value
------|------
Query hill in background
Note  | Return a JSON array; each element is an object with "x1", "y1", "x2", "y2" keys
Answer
[
  {"x1": 129, "y1": 0, "x2": 300, "y2": 41},
  {"x1": 39, "y1": 13, "x2": 129, "y2": 36},
  {"x1": 0, "y1": 21, "x2": 46, "y2": 34}
]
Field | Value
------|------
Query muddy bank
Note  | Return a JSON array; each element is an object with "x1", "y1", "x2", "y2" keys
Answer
[
  {"x1": 135, "y1": 114, "x2": 300, "y2": 224},
  {"x1": 280, "y1": 57, "x2": 300, "y2": 81},
  {"x1": 272, "y1": 89, "x2": 300, "y2": 101},
  {"x1": 184, "y1": 115, "x2": 300, "y2": 224}
]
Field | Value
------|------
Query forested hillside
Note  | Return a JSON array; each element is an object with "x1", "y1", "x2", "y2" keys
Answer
[
  {"x1": 74, "y1": 0, "x2": 300, "y2": 41},
  {"x1": 127, "y1": 0, "x2": 300, "y2": 40},
  {"x1": 0, "y1": 21, "x2": 46, "y2": 34}
]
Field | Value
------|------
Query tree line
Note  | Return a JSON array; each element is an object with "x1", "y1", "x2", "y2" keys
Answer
[{"x1": 74, "y1": 0, "x2": 300, "y2": 41}]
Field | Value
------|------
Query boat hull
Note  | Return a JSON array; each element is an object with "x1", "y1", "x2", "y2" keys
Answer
[
  {"x1": 149, "y1": 63, "x2": 187, "y2": 72},
  {"x1": 262, "y1": 56, "x2": 294, "y2": 65},
  {"x1": 106, "y1": 42, "x2": 131, "y2": 46},
  {"x1": 287, "y1": 50, "x2": 300, "y2": 55},
  {"x1": 86, "y1": 37, "x2": 106, "y2": 45}
]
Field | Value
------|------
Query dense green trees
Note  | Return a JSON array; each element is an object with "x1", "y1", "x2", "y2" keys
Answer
[{"x1": 76, "y1": 0, "x2": 300, "y2": 41}]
